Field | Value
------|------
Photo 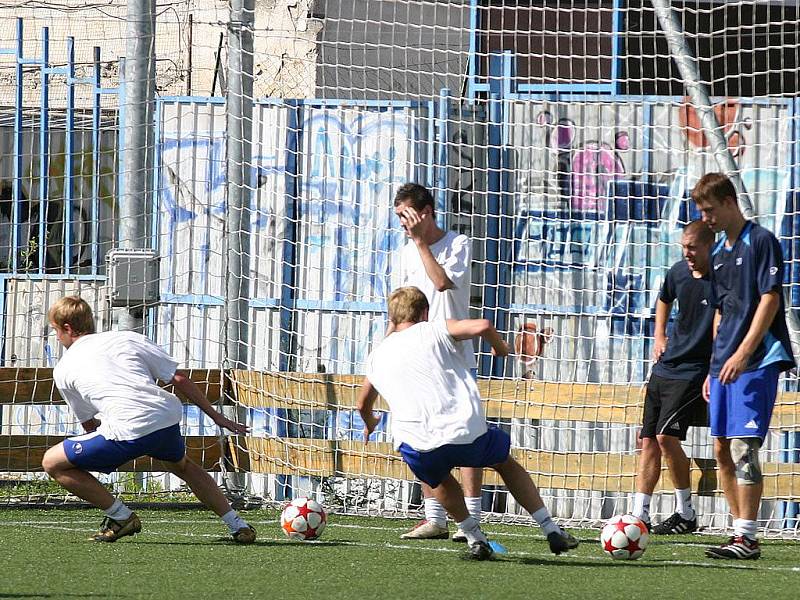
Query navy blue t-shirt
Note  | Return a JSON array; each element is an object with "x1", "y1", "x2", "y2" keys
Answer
[
  {"x1": 652, "y1": 260, "x2": 714, "y2": 381},
  {"x1": 709, "y1": 221, "x2": 795, "y2": 377}
]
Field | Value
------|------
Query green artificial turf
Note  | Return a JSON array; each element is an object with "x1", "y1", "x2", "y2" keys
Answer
[{"x1": 0, "y1": 508, "x2": 797, "y2": 599}]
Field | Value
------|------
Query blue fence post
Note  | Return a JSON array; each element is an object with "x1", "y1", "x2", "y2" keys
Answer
[
  {"x1": 38, "y1": 26, "x2": 50, "y2": 274},
  {"x1": 11, "y1": 18, "x2": 24, "y2": 273},
  {"x1": 481, "y1": 93, "x2": 505, "y2": 376},
  {"x1": 91, "y1": 46, "x2": 102, "y2": 275},
  {"x1": 279, "y1": 100, "x2": 300, "y2": 372},
  {"x1": 435, "y1": 88, "x2": 450, "y2": 227},
  {"x1": 64, "y1": 36, "x2": 76, "y2": 275}
]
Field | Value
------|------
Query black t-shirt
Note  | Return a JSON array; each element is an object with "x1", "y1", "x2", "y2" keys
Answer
[
  {"x1": 709, "y1": 221, "x2": 795, "y2": 377},
  {"x1": 652, "y1": 260, "x2": 714, "y2": 381}
]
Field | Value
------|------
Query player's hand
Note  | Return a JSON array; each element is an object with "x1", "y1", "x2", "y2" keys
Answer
[
  {"x1": 702, "y1": 375, "x2": 710, "y2": 403},
  {"x1": 214, "y1": 415, "x2": 250, "y2": 435},
  {"x1": 362, "y1": 413, "x2": 381, "y2": 443},
  {"x1": 718, "y1": 350, "x2": 750, "y2": 385},
  {"x1": 652, "y1": 335, "x2": 668, "y2": 362},
  {"x1": 400, "y1": 206, "x2": 427, "y2": 241},
  {"x1": 491, "y1": 341, "x2": 511, "y2": 357}
]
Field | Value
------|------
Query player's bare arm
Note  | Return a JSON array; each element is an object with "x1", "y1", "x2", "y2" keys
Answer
[
  {"x1": 719, "y1": 290, "x2": 781, "y2": 384},
  {"x1": 446, "y1": 319, "x2": 510, "y2": 357},
  {"x1": 653, "y1": 299, "x2": 671, "y2": 362},
  {"x1": 170, "y1": 372, "x2": 249, "y2": 435},
  {"x1": 356, "y1": 377, "x2": 380, "y2": 440},
  {"x1": 703, "y1": 310, "x2": 723, "y2": 401}
]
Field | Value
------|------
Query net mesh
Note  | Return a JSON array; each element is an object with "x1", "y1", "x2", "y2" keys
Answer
[{"x1": 1, "y1": 0, "x2": 800, "y2": 536}]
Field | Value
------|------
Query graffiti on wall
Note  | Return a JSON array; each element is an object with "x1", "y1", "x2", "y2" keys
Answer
[
  {"x1": 157, "y1": 105, "x2": 418, "y2": 371},
  {"x1": 509, "y1": 99, "x2": 792, "y2": 383}
]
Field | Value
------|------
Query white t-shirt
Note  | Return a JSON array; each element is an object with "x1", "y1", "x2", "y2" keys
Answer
[
  {"x1": 400, "y1": 230, "x2": 475, "y2": 369},
  {"x1": 53, "y1": 331, "x2": 182, "y2": 441},
  {"x1": 366, "y1": 320, "x2": 487, "y2": 452}
]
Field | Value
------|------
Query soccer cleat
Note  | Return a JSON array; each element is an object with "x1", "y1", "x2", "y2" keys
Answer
[
  {"x1": 232, "y1": 525, "x2": 257, "y2": 544},
  {"x1": 652, "y1": 512, "x2": 697, "y2": 535},
  {"x1": 467, "y1": 540, "x2": 495, "y2": 561},
  {"x1": 547, "y1": 530, "x2": 579, "y2": 555},
  {"x1": 705, "y1": 535, "x2": 761, "y2": 560},
  {"x1": 452, "y1": 528, "x2": 468, "y2": 543},
  {"x1": 90, "y1": 513, "x2": 141, "y2": 542},
  {"x1": 400, "y1": 519, "x2": 449, "y2": 540}
]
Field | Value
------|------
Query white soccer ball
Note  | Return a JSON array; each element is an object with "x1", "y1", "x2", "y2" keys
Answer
[
  {"x1": 600, "y1": 514, "x2": 650, "y2": 560},
  {"x1": 280, "y1": 497, "x2": 327, "y2": 541}
]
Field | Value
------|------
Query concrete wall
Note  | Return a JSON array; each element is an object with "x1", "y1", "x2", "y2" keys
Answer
[{"x1": 0, "y1": 0, "x2": 320, "y2": 108}]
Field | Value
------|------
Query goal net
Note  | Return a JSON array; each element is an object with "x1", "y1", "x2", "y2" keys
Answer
[{"x1": 2, "y1": 0, "x2": 800, "y2": 536}]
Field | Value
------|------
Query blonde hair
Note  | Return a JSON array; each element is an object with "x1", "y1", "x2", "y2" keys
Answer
[
  {"x1": 48, "y1": 296, "x2": 96, "y2": 335},
  {"x1": 387, "y1": 286, "x2": 429, "y2": 325}
]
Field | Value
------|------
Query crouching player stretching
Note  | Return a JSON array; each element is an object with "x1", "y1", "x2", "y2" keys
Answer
[
  {"x1": 42, "y1": 296, "x2": 256, "y2": 544},
  {"x1": 357, "y1": 286, "x2": 578, "y2": 560}
]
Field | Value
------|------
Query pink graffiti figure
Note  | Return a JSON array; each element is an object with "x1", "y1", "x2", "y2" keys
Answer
[{"x1": 537, "y1": 111, "x2": 629, "y2": 214}]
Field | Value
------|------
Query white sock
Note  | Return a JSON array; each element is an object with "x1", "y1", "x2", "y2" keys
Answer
[
  {"x1": 456, "y1": 516, "x2": 488, "y2": 545},
  {"x1": 733, "y1": 518, "x2": 758, "y2": 539},
  {"x1": 465, "y1": 496, "x2": 482, "y2": 522},
  {"x1": 675, "y1": 488, "x2": 695, "y2": 519},
  {"x1": 632, "y1": 492, "x2": 651, "y2": 522},
  {"x1": 104, "y1": 499, "x2": 132, "y2": 522},
  {"x1": 221, "y1": 509, "x2": 249, "y2": 534},
  {"x1": 424, "y1": 498, "x2": 448, "y2": 528},
  {"x1": 531, "y1": 506, "x2": 560, "y2": 536}
]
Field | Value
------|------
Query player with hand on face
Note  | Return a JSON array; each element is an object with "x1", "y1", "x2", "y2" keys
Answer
[
  {"x1": 358, "y1": 286, "x2": 578, "y2": 560},
  {"x1": 42, "y1": 296, "x2": 256, "y2": 544},
  {"x1": 693, "y1": 173, "x2": 795, "y2": 559},
  {"x1": 632, "y1": 220, "x2": 715, "y2": 534},
  {"x1": 392, "y1": 183, "x2": 483, "y2": 543}
]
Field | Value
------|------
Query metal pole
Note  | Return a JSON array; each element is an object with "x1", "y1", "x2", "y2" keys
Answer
[
  {"x1": 649, "y1": 0, "x2": 754, "y2": 218},
  {"x1": 119, "y1": 0, "x2": 156, "y2": 331},
  {"x1": 225, "y1": 0, "x2": 253, "y2": 370}
]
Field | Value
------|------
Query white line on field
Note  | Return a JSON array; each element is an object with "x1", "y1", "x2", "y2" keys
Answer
[{"x1": 4, "y1": 522, "x2": 800, "y2": 573}]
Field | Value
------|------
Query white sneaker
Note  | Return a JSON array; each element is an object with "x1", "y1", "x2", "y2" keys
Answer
[
  {"x1": 452, "y1": 528, "x2": 468, "y2": 543},
  {"x1": 400, "y1": 519, "x2": 449, "y2": 540}
]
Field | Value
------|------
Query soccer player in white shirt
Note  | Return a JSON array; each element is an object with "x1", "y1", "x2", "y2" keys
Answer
[
  {"x1": 41, "y1": 296, "x2": 256, "y2": 544},
  {"x1": 358, "y1": 286, "x2": 578, "y2": 560},
  {"x1": 392, "y1": 182, "x2": 483, "y2": 542}
]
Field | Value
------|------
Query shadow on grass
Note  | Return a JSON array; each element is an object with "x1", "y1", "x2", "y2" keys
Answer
[
  {"x1": 512, "y1": 556, "x2": 758, "y2": 570},
  {"x1": 0, "y1": 594, "x2": 125, "y2": 598},
  {"x1": 133, "y1": 539, "x2": 349, "y2": 548}
]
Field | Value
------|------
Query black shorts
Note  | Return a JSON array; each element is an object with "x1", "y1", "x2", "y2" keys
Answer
[{"x1": 641, "y1": 374, "x2": 708, "y2": 440}]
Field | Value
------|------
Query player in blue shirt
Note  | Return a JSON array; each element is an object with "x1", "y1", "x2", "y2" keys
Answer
[
  {"x1": 693, "y1": 173, "x2": 795, "y2": 560},
  {"x1": 632, "y1": 220, "x2": 714, "y2": 535}
]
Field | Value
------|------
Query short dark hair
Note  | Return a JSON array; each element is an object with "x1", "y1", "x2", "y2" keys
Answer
[
  {"x1": 683, "y1": 219, "x2": 714, "y2": 246},
  {"x1": 691, "y1": 172, "x2": 737, "y2": 206},
  {"x1": 393, "y1": 183, "x2": 435, "y2": 213}
]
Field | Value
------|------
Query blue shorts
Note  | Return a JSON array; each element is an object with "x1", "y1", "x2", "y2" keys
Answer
[
  {"x1": 398, "y1": 427, "x2": 511, "y2": 488},
  {"x1": 709, "y1": 365, "x2": 779, "y2": 440},
  {"x1": 63, "y1": 424, "x2": 185, "y2": 474}
]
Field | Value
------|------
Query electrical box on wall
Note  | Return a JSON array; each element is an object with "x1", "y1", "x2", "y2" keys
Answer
[{"x1": 106, "y1": 248, "x2": 159, "y2": 307}]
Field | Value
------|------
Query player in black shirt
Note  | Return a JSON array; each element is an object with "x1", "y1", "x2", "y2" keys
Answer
[{"x1": 632, "y1": 220, "x2": 715, "y2": 534}]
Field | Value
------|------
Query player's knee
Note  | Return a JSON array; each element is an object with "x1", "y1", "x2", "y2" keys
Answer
[
  {"x1": 41, "y1": 445, "x2": 63, "y2": 475},
  {"x1": 730, "y1": 438, "x2": 762, "y2": 485}
]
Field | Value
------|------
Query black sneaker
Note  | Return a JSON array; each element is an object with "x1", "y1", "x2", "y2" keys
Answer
[
  {"x1": 547, "y1": 530, "x2": 579, "y2": 555},
  {"x1": 468, "y1": 540, "x2": 495, "y2": 561},
  {"x1": 705, "y1": 535, "x2": 761, "y2": 560},
  {"x1": 652, "y1": 512, "x2": 697, "y2": 535}
]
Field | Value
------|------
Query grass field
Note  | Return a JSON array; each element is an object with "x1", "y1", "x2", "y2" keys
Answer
[{"x1": 1, "y1": 508, "x2": 798, "y2": 599}]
